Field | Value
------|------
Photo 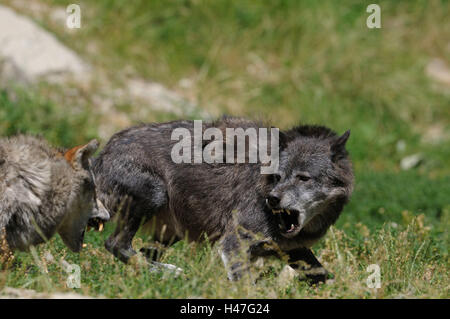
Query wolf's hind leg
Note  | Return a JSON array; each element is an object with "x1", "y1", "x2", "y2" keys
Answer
[{"x1": 287, "y1": 248, "x2": 329, "y2": 284}]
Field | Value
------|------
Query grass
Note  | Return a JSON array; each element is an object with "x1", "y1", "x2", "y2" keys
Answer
[
  {"x1": 0, "y1": 0, "x2": 449, "y2": 298},
  {"x1": 2, "y1": 210, "x2": 447, "y2": 298},
  {"x1": 0, "y1": 88, "x2": 97, "y2": 147}
]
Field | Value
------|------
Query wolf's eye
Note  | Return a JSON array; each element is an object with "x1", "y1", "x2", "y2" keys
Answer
[{"x1": 296, "y1": 173, "x2": 311, "y2": 182}]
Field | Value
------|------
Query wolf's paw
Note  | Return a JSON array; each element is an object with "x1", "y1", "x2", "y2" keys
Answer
[{"x1": 105, "y1": 238, "x2": 136, "y2": 263}]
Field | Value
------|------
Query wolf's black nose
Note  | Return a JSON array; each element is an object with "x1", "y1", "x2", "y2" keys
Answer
[{"x1": 267, "y1": 195, "x2": 280, "y2": 208}]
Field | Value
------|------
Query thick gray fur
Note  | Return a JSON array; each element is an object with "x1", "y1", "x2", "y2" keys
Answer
[{"x1": 0, "y1": 135, "x2": 108, "y2": 254}]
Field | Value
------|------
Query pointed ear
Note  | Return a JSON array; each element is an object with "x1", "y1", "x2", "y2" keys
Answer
[
  {"x1": 64, "y1": 139, "x2": 99, "y2": 170},
  {"x1": 331, "y1": 130, "x2": 350, "y2": 162}
]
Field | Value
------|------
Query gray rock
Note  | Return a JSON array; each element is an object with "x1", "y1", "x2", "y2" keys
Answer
[
  {"x1": 396, "y1": 140, "x2": 406, "y2": 153},
  {"x1": 0, "y1": 57, "x2": 29, "y2": 86},
  {"x1": 0, "y1": 5, "x2": 89, "y2": 85},
  {"x1": 148, "y1": 261, "x2": 184, "y2": 277},
  {"x1": 126, "y1": 78, "x2": 207, "y2": 117},
  {"x1": 400, "y1": 154, "x2": 423, "y2": 170}
]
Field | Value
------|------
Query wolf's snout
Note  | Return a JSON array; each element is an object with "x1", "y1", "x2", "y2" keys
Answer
[
  {"x1": 94, "y1": 198, "x2": 110, "y2": 221},
  {"x1": 267, "y1": 195, "x2": 281, "y2": 208}
]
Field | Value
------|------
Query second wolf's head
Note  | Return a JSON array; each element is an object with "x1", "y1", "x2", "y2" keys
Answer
[
  {"x1": 266, "y1": 126, "x2": 353, "y2": 239},
  {"x1": 1, "y1": 136, "x2": 110, "y2": 253},
  {"x1": 57, "y1": 140, "x2": 110, "y2": 252}
]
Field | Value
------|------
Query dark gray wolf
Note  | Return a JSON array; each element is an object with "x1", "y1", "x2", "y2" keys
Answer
[
  {"x1": 93, "y1": 117, "x2": 353, "y2": 283},
  {"x1": 0, "y1": 135, "x2": 109, "y2": 261}
]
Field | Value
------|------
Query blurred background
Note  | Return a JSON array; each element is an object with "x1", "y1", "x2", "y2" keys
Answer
[{"x1": 0, "y1": 0, "x2": 448, "y2": 297}]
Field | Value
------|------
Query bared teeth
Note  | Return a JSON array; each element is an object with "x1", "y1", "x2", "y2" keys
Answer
[
  {"x1": 286, "y1": 209, "x2": 291, "y2": 215},
  {"x1": 98, "y1": 222, "x2": 104, "y2": 232}
]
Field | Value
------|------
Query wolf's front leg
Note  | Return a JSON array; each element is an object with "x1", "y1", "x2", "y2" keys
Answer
[
  {"x1": 287, "y1": 247, "x2": 329, "y2": 284},
  {"x1": 105, "y1": 199, "x2": 145, "y2": 263}
]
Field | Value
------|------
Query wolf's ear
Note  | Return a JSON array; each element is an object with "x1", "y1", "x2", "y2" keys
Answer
[
  {"x1": 331, "y1": 130, "x2": 350, "y2": 162},
  {"x1": 64, "y1": 139, "x2": 99, "y2": 170}
]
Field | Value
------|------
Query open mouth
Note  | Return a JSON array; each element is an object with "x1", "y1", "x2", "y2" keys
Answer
[
  {"x1": 87, "y1": 218, "x2": 105, "y2": 232},
  {"x1": 271, "y1": 208, "x2": 302, "y2": 238}
]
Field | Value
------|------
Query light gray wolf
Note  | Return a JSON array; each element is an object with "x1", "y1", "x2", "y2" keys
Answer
[
  {"x1": 92, "y1": 116, "x2": 353, "y2": 283},
  {"x1": 0, "y1": 135, "x2": 109, "y2": 261}
]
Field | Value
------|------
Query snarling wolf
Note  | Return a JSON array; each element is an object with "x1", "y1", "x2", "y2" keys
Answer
[
  {"x1": 93, "y1": 117, "x2": 353, "y2": 282},
  {"x1": 0, "y1": 135, "x2": 109, "y2": 260}
]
